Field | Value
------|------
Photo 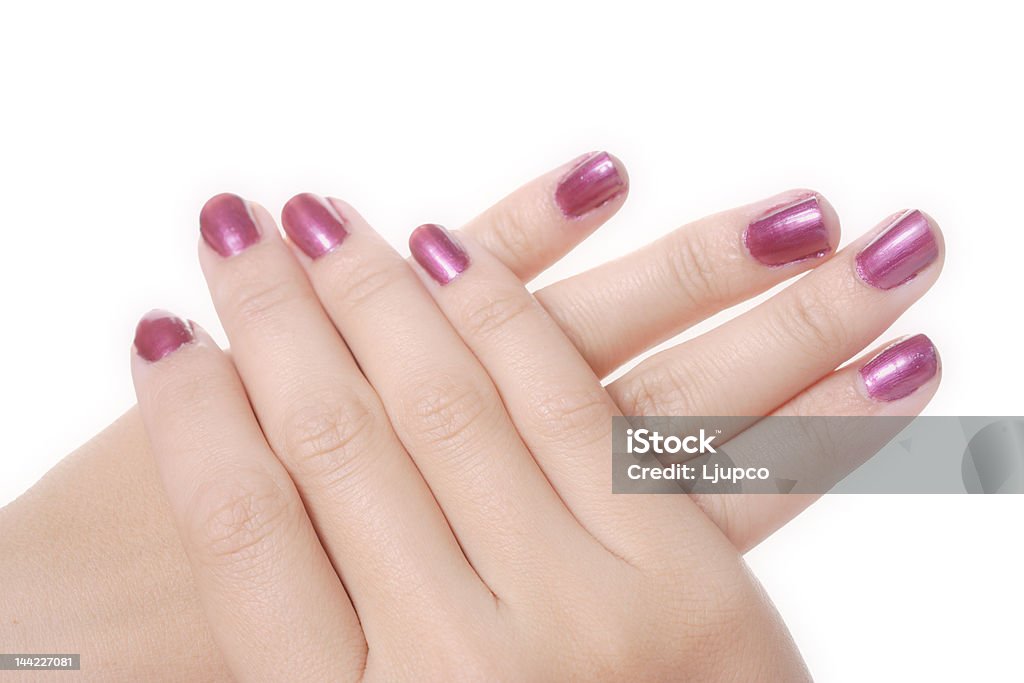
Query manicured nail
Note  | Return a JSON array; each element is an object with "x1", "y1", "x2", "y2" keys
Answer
[
  {"x1": 856, "y1": 210, "x2": 938, "y2": 290},
  {"x1": 281, "y1": 193, "x2": 349, "y2": 259},
  {"x1": 409, "y1": 223, "x2": 470, "y2": 285},
  {"x1": 554, "y1": 151, "x2": 628, "y2": 218},
  {"x1": 134, "y1": 310, "x2": 195, "y2": 362},
  {"x1": 744, "y1": 195, "x2": 830, "y2": 266},
  {"x1": 860, "y1": 334, "x2": 938, "y2": 402},
  {"x1": 199, "y1": 193, "x2": 261, "y2": 257}
]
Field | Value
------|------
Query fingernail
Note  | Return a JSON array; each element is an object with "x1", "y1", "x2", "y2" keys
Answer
[
  {"x1": 199, "y1": 193, "x2": 261, "y2": 257},
  {"x1": 554, "y1": 151, "x2": 628, "y2": 218},
  {"x1": 860, "y1": 334, "x2": 939, "y2": 402},
  {"x1": 856, "y1": 210, "x2": 939, "y2": 290},
  {"x1": 281, "y1": 193, "x2": 349, "y2": 259},
  {"x1": 409, "y1": 223, "x2": 470, "y2": 285},
  {"x1": 134, "y1": 310, "x2": 195, "y2": 362},
  {"x1": 744, "y1": 195, "x2": 831, "y2": 266}
]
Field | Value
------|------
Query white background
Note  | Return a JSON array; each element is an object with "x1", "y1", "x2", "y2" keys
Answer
[{"x1": 1, "y1": 1, "x2": 1021, "y2": 679}]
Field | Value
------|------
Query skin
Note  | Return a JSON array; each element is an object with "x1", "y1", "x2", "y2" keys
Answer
[{"x1": 0, "y1": 156, "x2": 943, "y2": 680}]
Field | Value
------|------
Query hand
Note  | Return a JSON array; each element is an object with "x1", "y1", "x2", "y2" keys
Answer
[
  {"x1": 131, "y1": 154, "x2": 941, "y2": 678},
  {"x1": 1, "y1": 153, "x2": 943, "y2": 679}
]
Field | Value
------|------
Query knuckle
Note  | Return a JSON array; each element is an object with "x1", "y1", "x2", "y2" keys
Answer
[
  {"x1": 403, "y1": 377, "x2": 498, "y2": 452},
  {"x1": 220, "y1": 275, "x2": 302, "y2": 328},
  {"x1": 664, "y1": 229, "x2": 722, "y2": 308},
  {"x1": 187, "y1": 473, "x2": 297, "y2": 569},
  {"x1": 617, "y1": 360, "x2": 710, "y2": 417},
  {"x1": 280, "y1": 388, "x2": 384, "y2": 490},
  {"x1": 781, "y1": 284, "x2": 850, "y2": 357},
  {"x1": 618, "y1": 372, "x2": 664, "y2": 416},
  {"x1": 332, "y1": 256, "x2": 407, "y2": 315},
  {"x1": 530, "y1": 387, "x2": 614, "y2": 448},
  {"x1": 460, "y1": 288, "x2": 536, "y2": 341}
]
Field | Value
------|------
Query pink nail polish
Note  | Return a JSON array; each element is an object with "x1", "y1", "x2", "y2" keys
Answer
[
  {"x1": 409, "y1": 223, "x2": 470, "y2": 285},
  {"x1": 744, "y1": 195, "x2": 831, "y2": 266},
  {"x1": 554, "y1": 151, "x2": 628, "y2": 218},
  {"x1": 134, "y1": 310, "x2": 195, "y2": 362},
  {"x1": 856, "y1": 210, "x2": 938, "y2": 290},
  {"x1": 860, "y1": 334, "x2": 938, "y2": 402},
  {"x1": 199, "y1": 193, "x2": 261, "y2": 257},
  {"x1": 281, "y1": 193, "x2": 349, "y2": 259}
]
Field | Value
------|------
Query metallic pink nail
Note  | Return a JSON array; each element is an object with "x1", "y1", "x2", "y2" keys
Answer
[
  {"x1": 409, "y1": 223, "x2": 469, "y2": 285},
  {"x1": 281, "y1": 193, "x2": 349, "y2": 259},
  {"x1": 199, "y1": 193, "x2": 261, "y2": 258},
  {"x1": 554, "y1": 151, "x2": 628, "y2": 218},
  {"x1": 860, "y1": 334, "x2": 938, "y2": 402},
  {"x1": 856, "y1": 210, "x2": 938, "y2": 290},
  {"x1": 134, "y1": 310, "x2": 195, "y2": 362},
  {"x1": 744, "y1": 195, "x2": 831, "y2": 266}
]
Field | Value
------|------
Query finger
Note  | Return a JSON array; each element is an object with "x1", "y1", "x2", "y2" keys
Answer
[
  {"x1": 462, "y1": 151, "x2": 628, "y2": 282},
  {"x1": 408, "y1": 225, "x2": 717, "y2": 566},
  {"x1": 131, "y1": 311, "x2": 364, "y2": 681},
  {"x1": 279, "y1": 194, "x2": 583, "y2": 596},
  {"x1": 611, "y1": 209, "x2": 944, "y2": 419},
  {"x1": 535, "y1": 190, "x2": 841, "y2": 377},
  {"x1": 695, "y1": 334, "x2": 942, "y2": 552},
  {"x1": 198, "y1": 194, "x2": 486, "y2": 623}
]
